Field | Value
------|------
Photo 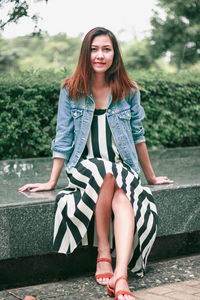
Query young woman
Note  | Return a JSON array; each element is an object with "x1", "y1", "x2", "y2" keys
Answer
[{"x1": 20, "y1": 27, "x2": 172, "y2": 300}]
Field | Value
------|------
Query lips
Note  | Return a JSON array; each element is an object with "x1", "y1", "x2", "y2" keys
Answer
[{"x1": 94, "y1": 62, "x2": 105, "y2": 65}]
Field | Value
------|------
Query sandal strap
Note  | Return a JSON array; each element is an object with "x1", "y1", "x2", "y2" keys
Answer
[
  {"x1": 95, "y1": 272, "x2": 113, "y2": 280},
  {"x1": 115, "y1": 290, "x2": 135, "y2": 300},
  {"x1": 97, "y1": 257, "x2": 112, "y2": 264},
  {"x1": 114, "y1": 275, "x2": 127, "y2": 290}
]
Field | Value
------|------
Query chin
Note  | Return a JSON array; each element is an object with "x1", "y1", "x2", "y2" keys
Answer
[{"x1": 94, "y1": 67, "x2": 109, "y2": 73}]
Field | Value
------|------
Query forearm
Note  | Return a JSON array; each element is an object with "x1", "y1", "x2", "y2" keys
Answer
[
  {"x1": 49, "y1": 157, "x2": 65, "y2": 188},
  {"x1": 135, "y1": 142, "x2": 156, "y2": 184}
]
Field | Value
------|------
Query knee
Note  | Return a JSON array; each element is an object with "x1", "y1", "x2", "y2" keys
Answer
[
  {"x1": 103, "y1": 173, "x2": 115, "y2": 184},
  {"x1": 112, "y1": 188, "x2": 127, "y2": 212}
]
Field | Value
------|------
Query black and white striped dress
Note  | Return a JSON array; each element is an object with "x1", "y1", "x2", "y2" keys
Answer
[{"x1": 53, "y1": 109, "x2": 158, "y2": 276}]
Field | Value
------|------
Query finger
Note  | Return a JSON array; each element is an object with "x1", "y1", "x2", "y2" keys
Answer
[
  {"x1": 161, "y1": 179, "x2": 174, "y2": 184},
  {"x1": 158, "y1": 176, "x2": 169, "y2": 180},
  {"x1": 18, "y1": 185, "x2": 27, "y2": 191},
  {"x1": 30, "y1": 187, "x2": 43, "y2": 192},
  {"x1": 19, "y1": 184, "x2": 39, "y2": 192},
  {"x1": 18, "y1": 185, "x2": 32, "y2": 192},
  {"x1": 154, "y1": 178, "x2": 173, "y2": 185}
]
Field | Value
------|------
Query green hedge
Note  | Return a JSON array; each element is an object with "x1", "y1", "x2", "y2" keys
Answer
[
  {"x1": 0, "y1": 70, "x2": 200, "y2": 159},
  {"x1": 131, "y1": 71, "x2": 200, "y2": 149},
  {"x1": 0, "y1": 70, "x2": 64, "y2": 159}
]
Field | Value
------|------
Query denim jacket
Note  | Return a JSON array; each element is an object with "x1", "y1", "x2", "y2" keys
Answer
[{"x1": 51, "y1": 87, "x2": 145, "y2": 174}]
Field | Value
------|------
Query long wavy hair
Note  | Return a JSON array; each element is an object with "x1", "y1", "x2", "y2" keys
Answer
[{"x1": 62, "y1": 27, "x2": 136, "y2": 102}]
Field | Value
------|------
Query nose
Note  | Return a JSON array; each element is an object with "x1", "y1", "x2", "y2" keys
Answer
[{"x1": 96, "y1": 49, "x2": 104, "y2": 59}]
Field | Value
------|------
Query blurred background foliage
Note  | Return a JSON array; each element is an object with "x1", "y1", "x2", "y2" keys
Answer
[
  {"x1": 0, "y1": 27, "x2": 199, "y2": 74},
  {"x1": 150, "y1": 0, "x2": 200, "y2": 70},
  {"x1": 0, "y1": 0, "x2": 200, "y2": 73},
  {"x1": 0, "y1": 32, "x2": 82, "y2": 74}
]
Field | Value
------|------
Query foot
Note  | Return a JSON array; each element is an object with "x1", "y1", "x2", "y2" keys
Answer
[
  {"x1": 95, "y1": 250, "x2": 113, "y2": 285},
  {"x1": 108, "y1": 275, "x2": 135, "y2": 300},
  {"x1": 24, "y1": 297, "x2": 37, "y2": 300}
]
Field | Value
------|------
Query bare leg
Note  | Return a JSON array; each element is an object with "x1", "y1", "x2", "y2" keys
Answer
[
  {"x1": 109, "y1": 186, "x2": 135, "y2": 300},
  {"x1": 95, "y1": 173, "x2": 115, "y2": 285},
  {"x1": 24, "y1": 297, "x2": 36, "y2": 300}
]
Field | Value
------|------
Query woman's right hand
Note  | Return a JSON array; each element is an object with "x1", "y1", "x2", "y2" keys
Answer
[{"x1": 18, "y1": 180, "x2": 56, "y2": 193}]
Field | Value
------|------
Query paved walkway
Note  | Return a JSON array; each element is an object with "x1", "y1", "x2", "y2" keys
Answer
[
  {"x1": 2, "y1": 279, "x2": 200, "y2": 300},
  {"x1": 0, "y1": 254, "x2": 199, "y2": 299},
  {"x1": 133, "y1": 279, "x2": 200, "y2": 299}
]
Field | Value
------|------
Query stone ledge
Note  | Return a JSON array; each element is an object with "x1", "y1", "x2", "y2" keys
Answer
[{"x1": 0, "y1": 147, "x2": 200, "y2": 261}]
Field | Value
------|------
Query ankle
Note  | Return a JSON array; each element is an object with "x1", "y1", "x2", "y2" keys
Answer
[
  {"x1": 98, "y1": 246, "x2": 111, "y2": 257},
  {"x1": 113, "y1": 268, "x2": 128, "y2": 279}
]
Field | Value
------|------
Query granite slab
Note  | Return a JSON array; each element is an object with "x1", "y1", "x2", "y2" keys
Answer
[
  {"x1": 0, "y1": 147, "x2": 199, "y2": 261},
  {"x1": 0, "y1": 146, "x2": 200, "y2": 207}
]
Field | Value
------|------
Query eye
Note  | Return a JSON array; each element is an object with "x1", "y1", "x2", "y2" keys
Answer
[{"x1": 91, "y1": 47, "x2": 97, "y2": 51}]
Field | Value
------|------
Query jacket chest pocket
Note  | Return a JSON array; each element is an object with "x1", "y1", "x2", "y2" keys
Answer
[
  {"x1": 117, "y1": 110, "x2": 131, "y2": 120},
  {"x1": 71, "y1": 109, "x2": 83, "y2": 132},
  {"x1": 117, "y1": 109, "x2": 131, "y2": 132}
]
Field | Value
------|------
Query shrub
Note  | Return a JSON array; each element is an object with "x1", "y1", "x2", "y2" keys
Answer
[
  {"x1": 130, "y1": 71, "x2": 200, "y2": 149},
  {"x1": 0, "y1": 70, "x2": 200, "y2": 159},
  {"x1": 0, "y1": 70, "x2": 65, "y2": 159}
]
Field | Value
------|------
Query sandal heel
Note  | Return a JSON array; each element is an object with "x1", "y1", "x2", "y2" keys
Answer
[{"x1": 107, "y1": 284, "x2": 115, "y2": 297}]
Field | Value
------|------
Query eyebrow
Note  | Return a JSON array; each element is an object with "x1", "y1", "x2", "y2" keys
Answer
[{"x1": 91, "y1": 44, "x2": 112, "y2": 47}]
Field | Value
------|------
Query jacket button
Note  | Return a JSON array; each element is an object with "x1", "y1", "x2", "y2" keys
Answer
[
  {"x1": 118, "y1": 141, "x2": 121, "y2": 145},
  {"x1": 111, "y1": 124, "x2": 115, "y2": 127},
  {"x1": 124, "y1": 157, "x2": 127, "y2": 160},
  {"x1": 108, "y1": 109, "x2": 111, "y2": 113}
]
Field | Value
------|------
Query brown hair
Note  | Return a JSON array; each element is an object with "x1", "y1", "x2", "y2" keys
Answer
[{"x1": 62, "y1": 27, "x2": 136, "y2": 102}]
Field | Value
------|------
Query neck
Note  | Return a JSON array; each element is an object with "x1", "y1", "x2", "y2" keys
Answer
[{"x1": 91, "y1": 72, "x2": 108, "y2": 90}]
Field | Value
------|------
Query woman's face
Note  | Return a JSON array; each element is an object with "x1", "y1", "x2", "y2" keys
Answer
[{"x1": 90, "y1": 34, "x2": 114, "y2": 74}]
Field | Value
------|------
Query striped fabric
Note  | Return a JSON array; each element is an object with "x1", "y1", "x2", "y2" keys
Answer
[
  {"x1": 82, "y1": 109, "x2": 121, "y2": 163},
  {"x1": 53, "y1": 110, "x2": 158, "y2": 276}
]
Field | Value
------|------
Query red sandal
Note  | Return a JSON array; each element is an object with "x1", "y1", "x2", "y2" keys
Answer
[
  {"x1": 95, "y1": 257, "x2": 113, "y2": 286},
  {"x1": 107, "y1": 275, "x2": 135, "y2": 299}
]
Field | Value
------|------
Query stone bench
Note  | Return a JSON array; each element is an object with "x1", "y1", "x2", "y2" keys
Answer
[{"x1": 0, "y1": 146, "x2": 200, "y2": 289}]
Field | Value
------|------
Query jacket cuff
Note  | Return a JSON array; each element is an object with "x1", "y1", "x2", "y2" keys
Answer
[
  {"x1": 52, "y1": 151, "x2": 66, "y2": 159},
  {"x1": 134, "y1": 136, "x2": 146, "y2": 144}
]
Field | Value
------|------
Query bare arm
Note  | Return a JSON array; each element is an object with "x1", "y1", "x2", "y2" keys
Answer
[
  {"x1": 135, "y1": 142, "x2": 173, "y2": 185},
  {"x1": 18, "y1": 158, "x2": 64, "y2": 192}
]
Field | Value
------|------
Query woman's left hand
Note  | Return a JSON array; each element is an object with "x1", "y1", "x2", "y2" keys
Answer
[{"x1": 148, "y1": 176, "x2": 174, "y2": 185}]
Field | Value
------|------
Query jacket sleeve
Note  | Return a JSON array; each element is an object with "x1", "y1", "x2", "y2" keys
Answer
[
  {"x1": 129, "y1": 88, "x2": 146, "y2": 144},
  {"x1": 51, "y1": 88, "x2": 74, "y2": 161}
]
